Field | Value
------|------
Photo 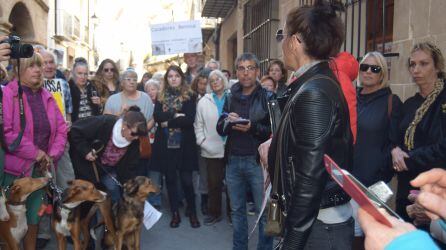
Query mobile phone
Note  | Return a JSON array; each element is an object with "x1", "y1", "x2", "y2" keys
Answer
[
  {"x1": 230, "y1": 118, "x2": 250, "y2": 125},
  {"x1": 324, "y1": 154, "x2": 402, "y2": 227}
]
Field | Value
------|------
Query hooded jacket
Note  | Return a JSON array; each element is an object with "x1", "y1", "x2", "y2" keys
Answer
[
  {"x1": 3, "y1": 79, "x2": 68, "y2": 176},
  {"x1": 330, "y1": 52, "x2": 358, "y2": 143}
]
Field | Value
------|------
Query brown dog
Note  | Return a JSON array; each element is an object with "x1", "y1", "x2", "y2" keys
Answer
[
  {"x1": 0, "y1": 176, "x2": 49, "y2": 250},
  {"x1": 104, "y1": 176, "x2": 160, "y2": 250},
  {"x1": 52, "y1": 179, "x2": 107, "y2": 250}
]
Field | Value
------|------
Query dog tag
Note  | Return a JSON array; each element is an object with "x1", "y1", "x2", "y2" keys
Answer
[{"x1": 143, "y1": 201, "x2": 162, "y2": 230}]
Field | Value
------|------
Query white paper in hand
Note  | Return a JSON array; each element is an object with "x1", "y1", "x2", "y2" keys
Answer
[{"x1": 143, "y1": 201, "x2": 162, "y2": 230}]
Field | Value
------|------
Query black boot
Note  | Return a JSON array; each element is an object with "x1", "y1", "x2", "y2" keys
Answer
[
  {"x1": 201, "y1": 194, "x2": 208, "y2": 215},
  {"x1": 170, "y1": 211, "x2": 181, "y2": 228},
  {"x1": 190, "y1": 212, "x2": 201, "y2": 228}
]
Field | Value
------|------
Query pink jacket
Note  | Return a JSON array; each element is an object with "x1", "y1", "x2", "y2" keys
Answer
[{"x1": 3, "y1": 79, "x2": 68, "y2": 176}]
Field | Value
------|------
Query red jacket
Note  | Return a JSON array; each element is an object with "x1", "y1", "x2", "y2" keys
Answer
[{"x1": 330, "y1": 52, "x2": 358, "y2": 143}]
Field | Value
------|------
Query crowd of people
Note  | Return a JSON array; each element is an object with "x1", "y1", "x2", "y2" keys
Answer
[{"x1": 1, "y1": 0, "x2": 446, "y2": 250}]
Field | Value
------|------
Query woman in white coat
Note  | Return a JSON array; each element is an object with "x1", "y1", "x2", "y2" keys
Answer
[{"x1": 194, "y1": 69, "x2": 228, "y2": 226}]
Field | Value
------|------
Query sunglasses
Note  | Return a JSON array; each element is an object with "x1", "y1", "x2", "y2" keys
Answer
[
  {"x1": 359, "y1": 64, "x2": 382, "y2": 74},
  {"x1": 275, "y1": 29, "x2": 285, "y2": 42},
  {"x1": 131, "y1": 131, "x2": 146, "y2": 137},
  {"x1": 275, "y1": 29, "x2": 301, "y2": 43},
  {"x1": 103, "y1": 68, "x2": 115, "y2": 73}
]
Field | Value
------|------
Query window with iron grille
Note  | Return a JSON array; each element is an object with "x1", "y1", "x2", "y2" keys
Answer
[
  {"x1": 243, "y1": 0, "x2": 279, "y2": 74},
  {"x1": 291, "y1": 0, "x2": 396, "y2": 60}
]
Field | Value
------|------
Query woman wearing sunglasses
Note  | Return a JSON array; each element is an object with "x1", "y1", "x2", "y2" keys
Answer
[
  {"x1": 265, "y1": 1, "x2": 354, "y2": 249},
  {"x1": 93, "y1": 59, "x2": 120, "y2": 106},
  {"x1": 69, "y1": 105, "x2": 148, "y2": 203},
  {"x1": 350, "y1": 51, "x2": 402, "y2": 248}
]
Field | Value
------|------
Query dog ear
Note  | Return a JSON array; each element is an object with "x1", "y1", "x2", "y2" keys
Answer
[
  {"x1": 62, "y1": 185, "x2": 81, "y2": 203},
  {"x1": 124, "y1": 179, "x2": 138, "y2": 196},
  {"x1": 10, "y1": 185, "x2": 20, "y2": 194}
]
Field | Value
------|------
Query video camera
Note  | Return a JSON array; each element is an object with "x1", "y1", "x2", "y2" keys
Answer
[{"x1": 0, "y1": 35, "x2": 34, "y2": 59}]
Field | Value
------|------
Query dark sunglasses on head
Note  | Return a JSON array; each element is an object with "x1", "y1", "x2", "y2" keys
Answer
[
  {"x1": 103, "y1": 68, "x2": 115, "y2": 73},
  {"x1": 360, "y1": 64, "x2": 382, "y2": 73}
]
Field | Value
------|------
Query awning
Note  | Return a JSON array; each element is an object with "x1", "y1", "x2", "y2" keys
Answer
[{"x1": 202, "y1": 0, "x2": 236, "y2": 18}]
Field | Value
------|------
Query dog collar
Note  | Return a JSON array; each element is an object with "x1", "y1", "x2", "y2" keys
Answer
[{"x1": 7, "y1": 200, "x2": 26, "y2": 206}]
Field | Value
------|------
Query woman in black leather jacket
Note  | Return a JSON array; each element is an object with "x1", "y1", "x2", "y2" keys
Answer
[
  {"x1": 265, "y1": 1, "x2": 354, "y2": 249},
  {"x1": 391, "y1": 42, "x2": 446, "y2": 225}
]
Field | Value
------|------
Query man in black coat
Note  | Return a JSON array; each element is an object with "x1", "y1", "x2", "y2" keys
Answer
[{"x1": 217, "y1": 53, "x2": 274, "y2": 250}]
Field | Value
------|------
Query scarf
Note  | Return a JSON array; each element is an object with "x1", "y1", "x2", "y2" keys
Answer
[
  {"x1": 162, "y1": 86, "x2": 183, "y2": 113},
  {"x1": 112, "y1": 118, "x2": 131, "y2": 148},
  {"x1": 404, "y1": 79, "x2": 445, "y2": 150}
]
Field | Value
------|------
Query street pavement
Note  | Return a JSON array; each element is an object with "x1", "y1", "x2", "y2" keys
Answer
[{"x1": 45, "y1": 193, "x2": 263, "y2": 250}]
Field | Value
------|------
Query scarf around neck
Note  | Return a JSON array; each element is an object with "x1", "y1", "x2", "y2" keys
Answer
[
  {"x1": 162, "y1": 86, "x2": 183, "y2": 113},
  {"x1": 112, "y1": 118, "x2": 131, "y2": 148}
]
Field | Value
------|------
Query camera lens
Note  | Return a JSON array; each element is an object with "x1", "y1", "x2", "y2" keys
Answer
[{"x1": 19, "y1": 44, "x2": 34, "y2": 58}]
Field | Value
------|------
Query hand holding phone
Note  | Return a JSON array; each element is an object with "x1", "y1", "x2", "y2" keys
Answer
[{"x1": 324, "y1": 154, "x2": 402, "y2": 227}]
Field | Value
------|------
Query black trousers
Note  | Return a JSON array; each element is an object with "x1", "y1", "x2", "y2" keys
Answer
[{"x1": 165, "y1": 149, "x2": 196, "y2": 214}]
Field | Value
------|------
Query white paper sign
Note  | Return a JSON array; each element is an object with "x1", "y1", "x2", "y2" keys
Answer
[
  {"x1": 143, "y1": 201, "x2": 162, "y2": 230},
  {"x1": 150, "y1": 20, "x2": 203, "y2": 56}
]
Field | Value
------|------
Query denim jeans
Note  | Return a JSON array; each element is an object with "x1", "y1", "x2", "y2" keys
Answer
[
  {"x1": 100, "y1": 167, "x2": 121, "y2": 204},
  {"x1": 303, "y1": 217, "x2": 354, "y2": 250},
  {"x1": 147, "y1": 170, "x2": 162, "y2": 207},
  {"x1": 226, "y1": 155, "x2": 273, "y2": 250}
]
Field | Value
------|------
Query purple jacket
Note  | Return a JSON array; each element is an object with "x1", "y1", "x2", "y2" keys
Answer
[{"x1": 3, "y1": 79, "x2": 68, "y2": 176}]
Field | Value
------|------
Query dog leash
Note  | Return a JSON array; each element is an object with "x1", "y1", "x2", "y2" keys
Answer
[{"x1": 96, "y1": 161, "x2": 123, "y2": 187}]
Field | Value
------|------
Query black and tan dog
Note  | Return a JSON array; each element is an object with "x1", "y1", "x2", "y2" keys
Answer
[
  {"x1": 52, "y1": 179, "x2": 107, "y2": 250},
  {"x1": 104, "y1": 176, "x2": 160, "y2": 250}
]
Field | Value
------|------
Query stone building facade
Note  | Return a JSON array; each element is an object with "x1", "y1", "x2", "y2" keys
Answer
[
  {"x1": 0, "y1": 0, "x2": 49, "y2": 46},
  {"x1": 203, "y1": 0, "x2": 446, "y2": 101}
]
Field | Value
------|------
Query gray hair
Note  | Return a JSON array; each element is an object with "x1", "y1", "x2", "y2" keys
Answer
[
  {"x1": 145, "y1": 78, "x2": 161, "y2": 91},
  {"x1": 120, "y1": 69, "x2": 138, "y2": 82},
  {"x1": 205, "y1": 59, "x2": 221, "y2": 70},
  {"x1": 234, "y1": 53, "x2": 260, "y2": 69},
  {"x1": 208, "y1": 69, "x2": 229, "y2": 91},
  {"x1": 39, "y1": 50, "x2": 56, "y2": 61},
  {"x1": 71, "y1": 58, "x2": 89, "y2": 82}
]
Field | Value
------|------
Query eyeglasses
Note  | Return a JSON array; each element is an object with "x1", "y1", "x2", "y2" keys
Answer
[
  {"x1": 209, "y1": 77, "x2": 222, "y2": 84},
  {"x1": 275, "y1": 29, "x2": 285, "y2": 42},
  {"x1": 276, "y1": 29, "x2": 301, "y2": 43},
  {"x1": 103, "y1": 68, "x2": 115, "y2": 73},
  {"x1": 131, "y1": 131, "x2": 145, "y2": 137},
  {"x1": 124, "y1": 78, "x2": 138, "y2": 82},
  {"x1": 236, "y1": 66, "x2": 257, "y2": 73},
  {"x1": 360, "y1": 64, "x2": 382, "y2": 74}
]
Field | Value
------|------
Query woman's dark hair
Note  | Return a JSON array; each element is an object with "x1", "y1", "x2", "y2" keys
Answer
[
  {"x1": 160, "y1": 65, "x2": 194, "y2": 103},
  {"x1": 286, "y1": 0, "x2": 345, "y2": 60},
  {"x1": 267, "y1": 60, "x2": 288, "y2": 83},
  {"x1": 123, "y1": 106, "x2": 147, "y2": 136}
]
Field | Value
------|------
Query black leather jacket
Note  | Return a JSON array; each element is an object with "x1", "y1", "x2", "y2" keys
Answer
[
  {"x1": 217, "y1": 82, "x2": 274, "y2": 158},
  {"x1": 268, "y1": 62, "x2": 353, "y2": 249}
]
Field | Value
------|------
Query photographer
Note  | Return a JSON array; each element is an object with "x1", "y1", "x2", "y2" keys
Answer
[
  {"x1": 0, "y1": 35, "x2": 11, "y2": 62},
  {"x1": 2, "y1": 51, "x2": 67, "y2": 250}
]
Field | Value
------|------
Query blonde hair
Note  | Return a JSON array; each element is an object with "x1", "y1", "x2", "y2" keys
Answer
[
  {"x1": 405, "y1": 42, "x2": 446, "y2": 150},
  {"x1": 358, "y1": 51, "x2": 388, "y2": 88},
  {"x1": 409, "y1": 41, "x2": 445, "y2": 79},
  {"x1": 11, "y1": 52, "x2": 43, "y2": 87}
]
